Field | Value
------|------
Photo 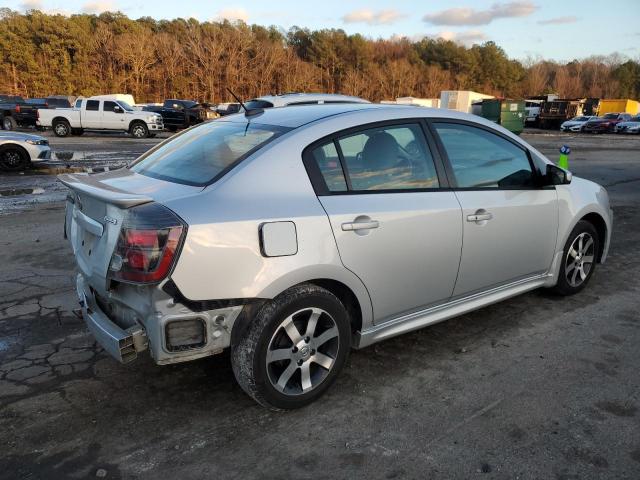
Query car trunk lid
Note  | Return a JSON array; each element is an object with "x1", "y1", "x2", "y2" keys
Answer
[{"x1": 59, "y1": 169, "x2": 200, "y2": 294}]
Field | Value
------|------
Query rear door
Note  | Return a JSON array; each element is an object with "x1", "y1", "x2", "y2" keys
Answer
[
  {"x1": 82, "y1": 99, "x2": 102, "y2": 128},
  {"x1": 304, "y1": 121, "x2": 463, "y2": 324},
  {"x1": 430, "y1": 121, "x2": 558, "y2": 297}
]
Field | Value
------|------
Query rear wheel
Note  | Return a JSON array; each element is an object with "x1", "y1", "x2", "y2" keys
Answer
[
  {"x1": 53, "y1": 119, "x2": 70, "y2": 137},
  {"x1": 231, "y1": 284, "x2": 351, "y2": 410},
  {"x1": 2, "y1": 116, "x2": 17, "y2": 131},
  {"x1": 130, "y1": 122, "x2": 149, "y2": 139},
  {"x1": 0, "y1": 145, "x2": 29, "y2": 171},
  {"x1": 552, "y1": 221, "x2": 599, "y2": 295}
]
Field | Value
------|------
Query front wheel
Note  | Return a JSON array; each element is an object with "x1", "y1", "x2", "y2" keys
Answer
[
  {"x1": 0, "y1": 145, "x2": 29, "y2": 171},
  {"x1": 130, "y1": 122, "x2": 149, "y2": 139},
  {"x1": 552, "y1": 221, "x2": 599, "y2": 295},
  {"x1": 231, "y1": 284, "x2": 351, "y2": 410}
]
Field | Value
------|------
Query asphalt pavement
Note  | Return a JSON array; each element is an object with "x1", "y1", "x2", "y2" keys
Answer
[{"x1": 0, "y1": 130, "x2": 639, "y2": 479}]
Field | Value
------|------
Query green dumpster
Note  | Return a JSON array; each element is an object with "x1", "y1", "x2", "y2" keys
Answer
[{"x1": 480, "y1": 99, "x2": 526, "y2": 134}]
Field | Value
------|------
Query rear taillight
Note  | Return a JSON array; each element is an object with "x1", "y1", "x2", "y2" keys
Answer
[
  {"x1": 15, "y1": 105, "x2": 20, "y2": 113},
  {"x1": 109, "y1": 203, "x2": 186, "y2": 284}
]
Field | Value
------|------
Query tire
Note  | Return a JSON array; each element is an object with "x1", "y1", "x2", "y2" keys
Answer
[
  {"x1": 130, "y1": 121, "x2": 149, "y2": 139},
  {"x1": 167, "y1": 126, "x2": 178, "y2": 133},
  {"x1": 231, "y1": 283, "x2": 351, "y2": 410},
  {"x1": 2, "y1": 116, "x2": 17, "y2": 131},
  {"x1": 0, "y1": 145, "x2": 29, "y2": 171},
  {"x1": 551, "y1": 220, "x2": 599, "y2": 296},
  {"x1": 53, "y1": 119, "x2": 71, "y2": 137}
]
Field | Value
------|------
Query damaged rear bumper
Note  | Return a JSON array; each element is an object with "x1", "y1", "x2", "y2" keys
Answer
[{"x1": 76, "y1": 273, "x2": 148, "y2": 363}]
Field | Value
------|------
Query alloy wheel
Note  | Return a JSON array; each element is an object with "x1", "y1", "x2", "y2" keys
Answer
[
  {"x1": 565, "y1": 232, "x2": 595, "y2": 287},
  {"x1": 266, "y1": 307, "x2": 340, "y2": 396},
  {"x1": 132, "y1": 125, "x2": 146, "y2": 138},
  {"x1": 54, "y1": 122, "x2": 68, "y2": 136},
  {"x1": 0, "y1": 149, "x2": 24, "y2": 170}
]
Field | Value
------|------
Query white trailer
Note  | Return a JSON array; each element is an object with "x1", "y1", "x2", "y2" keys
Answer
[{"x1": 440, "y1": 90, "x2": 494, "y2": 113}]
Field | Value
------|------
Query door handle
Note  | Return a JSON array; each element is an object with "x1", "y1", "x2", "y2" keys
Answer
[
  {"x1": 467, "y1": 211, "x2": 493, "y2": 222},
  {"x1": 341, "y1": 220, "x2": 379, "y2": 231}
]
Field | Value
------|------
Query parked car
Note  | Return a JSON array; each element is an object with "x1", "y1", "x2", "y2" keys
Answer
[
  {"x1": 0, "y1": 131, "x2": 51, "y2": 171},
  {"x1": 7, "y1": 96, "x2": 76, "y2": 129},
  {"x1": 37, "y1": 97, "x2": 163, "y2": 138},
  {"x1": 144, "y1": 99, "x2": 217, "y2": 132},
  {"x1": 614, "y1": 115, "x2": 640, "y2": 134},
  {"x1": 0, "y1": 94, "x2": 27, "y2": 130},
  {"x1": 243, "y1": 93, "x2": 369, "y2": 110},
  {"x1": 59, "y1": 104, "x2": 612, "y2": 409},
  {"x1": 582, "y1": 113, "x2": 632, "y2": 133},
  {"x1": 560, "y1": 115, "x2": 596, "y2": 132}
]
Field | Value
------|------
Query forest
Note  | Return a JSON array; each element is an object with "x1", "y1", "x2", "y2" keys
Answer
[{"x1": 1, "y1": 8, "x2": 639, "y2": 104}]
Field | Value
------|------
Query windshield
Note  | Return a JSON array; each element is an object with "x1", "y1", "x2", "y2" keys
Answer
[
  {"x1": 603, "y1": 113, "x2": 618, "y2": 119},
  {"x1": 573, "y1": 116, "x2": 589, "y2": 121},
  {"x1": 117, "y1": 101, "x2": 134, "y2": 112},
  {"x1": 130, "y1": 121, "x2": 290, "y2": 186}
]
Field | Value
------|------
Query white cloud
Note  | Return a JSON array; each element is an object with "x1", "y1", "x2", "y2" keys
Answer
[
  {"x1": 19, "y1": 0, "x2": 43, "y2": 10},
  {"x1": 213, "y1": 7, "x2": 249, "y2": 22},
  {"x1": 537, "y1": 16, "x2": 578, "y2": 25},
  {"x1": 432, "y1": 30, "x2": 488, "y2": 46},
  {"x1": 342, "y1": 9, "x2": 405, "y2": 25},
  {"x1": 423, "y1": 2, "x2": 537, "y2": 26},
  {"x1": 82, "y1": 1, "x2": 116, "y2": 14}
]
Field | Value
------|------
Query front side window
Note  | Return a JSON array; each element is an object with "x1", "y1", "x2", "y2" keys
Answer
[
  {"x1": 103, "y1": 101, "x2": 117, "y2": 112},
  {"x1": 337, "y1": 124, "x2": 439, "y2": 191},
  {"x1": 86, "y1": 100, "x2": 99, "y2": 111},
  {"x1": 130, "y1": 121, "x2": 290, "y2": 186},
  {"x1": 434, "y1": 123, "x2": 534, "y2": 189}
]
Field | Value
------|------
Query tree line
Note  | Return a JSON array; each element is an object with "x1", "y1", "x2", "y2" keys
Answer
[{"x1": 1, "y1": 8, "x2": 639, "y2": 104}]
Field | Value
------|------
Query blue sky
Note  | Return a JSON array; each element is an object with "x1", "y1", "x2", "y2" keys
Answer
[{"x1": 7, "y1": 0, "x2": 640, "y2": 61}]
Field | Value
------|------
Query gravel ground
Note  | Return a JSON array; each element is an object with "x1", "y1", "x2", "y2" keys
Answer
[{"x1": 0, "y1": 129, "x2": 639, "y2": 479}]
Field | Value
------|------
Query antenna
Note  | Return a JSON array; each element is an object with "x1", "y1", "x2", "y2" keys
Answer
[{"x1": 226, "y1": 88, "x2": 263, "y2": 117}]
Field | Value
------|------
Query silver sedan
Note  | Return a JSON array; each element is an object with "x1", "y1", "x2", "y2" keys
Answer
[
  {"x1": 0, "y1": 131, "x2": 51, "y2": 171},
  {"x1": 59, "y1": 104, "x2": 612, "y2": 409}
]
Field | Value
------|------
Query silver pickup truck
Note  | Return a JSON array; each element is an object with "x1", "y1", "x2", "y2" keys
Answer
[{"x1": 37, "y1": 97, "x2": 163, "y2": 138}]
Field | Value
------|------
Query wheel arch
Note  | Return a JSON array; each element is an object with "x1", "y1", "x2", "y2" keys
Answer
[
  {"x1": 52, "y1": 116, "x2": 70, "y2": 125},
  {"x1": 580, "y1": 212, "x2": 607, "y2": 263},
  {"x1": 0, "y1": 142, "x2": 29, "y2": 158}
]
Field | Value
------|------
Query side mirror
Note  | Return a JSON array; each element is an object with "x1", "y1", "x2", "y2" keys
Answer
[
  {"x1": 113, "y1": 105, "x2": 123, "y2": 113},
  {"x1": 545, "y1": 164, "x2": 572, "y2": 185}
]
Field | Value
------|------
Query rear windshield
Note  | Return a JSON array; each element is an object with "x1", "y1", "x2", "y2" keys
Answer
[
  {"x1": 130, "y1": 121, "x2": 290, "y2": 186},
  {"x1": 245, "y1": 99, "x2": 275, "y2": 109}
]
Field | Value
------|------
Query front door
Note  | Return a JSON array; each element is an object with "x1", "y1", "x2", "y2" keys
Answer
[
  {"x1": 305, "y1": 122, "x2": 463, "y2": 323},
  {"x1": 102, "y1": 101, "x2": 126, "y2": 130},
  {"x1": 432, "y1": 122, "x2": 558, "y2": 297}
]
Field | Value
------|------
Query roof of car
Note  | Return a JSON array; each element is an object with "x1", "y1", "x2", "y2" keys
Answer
[
  {"x1": 253, "y1": 93, "x2": 369, "y2": 107},
  {"x1": 219, "y1": 103, "x2": 479, "y2": 129}
]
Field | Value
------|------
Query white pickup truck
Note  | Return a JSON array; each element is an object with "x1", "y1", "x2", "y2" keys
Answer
[{"x1": 37, "y1": 97, "x2": 163, "y2": 138}]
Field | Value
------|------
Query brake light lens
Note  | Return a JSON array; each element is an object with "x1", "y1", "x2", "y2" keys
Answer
[
  {"x1": 109, "y1": 203, "x2": 186, "y2": 284},
  {"x1": 15, "y1": 105, "x2": 20, "y2": 113}
]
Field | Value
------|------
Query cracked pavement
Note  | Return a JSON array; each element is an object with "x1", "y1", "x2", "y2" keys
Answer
[{"x1": 0, "y1": 132, "x2": 639, "y2": 479}]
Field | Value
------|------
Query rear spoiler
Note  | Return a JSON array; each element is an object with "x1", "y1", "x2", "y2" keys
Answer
[{"x1": 58, "y1": 173, "x2": 153, "y2": 209}]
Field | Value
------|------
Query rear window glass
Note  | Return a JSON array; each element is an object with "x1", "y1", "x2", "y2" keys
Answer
[
  {"x1": 130, "y1": 121, "x2": 290, "y2": 186},
  {"x1": 245, "y1": 99, "x2": 274, "y2": 109}
]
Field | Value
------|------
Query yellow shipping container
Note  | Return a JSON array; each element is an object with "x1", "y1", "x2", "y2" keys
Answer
[{"x1": 597, "y1": 99, "x2": 639, "y2": 115}]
